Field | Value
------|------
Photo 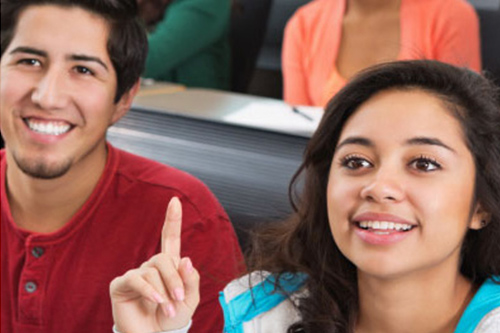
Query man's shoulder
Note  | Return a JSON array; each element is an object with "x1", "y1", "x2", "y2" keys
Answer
[
  {"x1": 111, "y1": 146, "x2": 221, "y2": 212},
  {"x1": 113, "y1": 147, "x2": 209, "y2": 192}
]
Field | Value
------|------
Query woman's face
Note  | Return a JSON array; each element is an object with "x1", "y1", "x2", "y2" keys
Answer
[{"x1": 327, "y1": 89, "x2": 484, "y2": 280}]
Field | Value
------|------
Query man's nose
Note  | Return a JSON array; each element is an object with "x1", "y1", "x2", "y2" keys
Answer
[{"x1": 31, "y1": 68, "x2": 70, "y2": 110}]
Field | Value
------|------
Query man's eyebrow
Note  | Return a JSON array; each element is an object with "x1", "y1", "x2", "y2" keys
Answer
[
  {"x1": 406, "y1": 137, "x2": 456, "y2": 153},
  {"x1": 69, "y1": 54, "x2": 109, "y2": 71},
  {"x1": 336, "y1": 136, "x2": 374, "y2": 150},
  {"x1": 8, "y1": 48, "x2": 109, "y2": 72},
  {"x1": 9, "y1": 46, "x2": 47, "y2": 57}
]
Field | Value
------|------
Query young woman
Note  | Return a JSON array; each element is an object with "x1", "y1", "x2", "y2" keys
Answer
[
  {"x1": 110, "y1": 60, "x2": 500, "y2": 332},
  {"x1": 282, "y1": 0, "x2": 481, "y2": 107}
]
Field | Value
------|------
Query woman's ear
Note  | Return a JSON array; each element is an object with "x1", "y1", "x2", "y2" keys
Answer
[{"x1": 469, "y1": 203, "x2": 491, "y2": 230}]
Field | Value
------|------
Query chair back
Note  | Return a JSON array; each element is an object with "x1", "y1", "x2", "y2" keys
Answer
[
  {"x1": 230, "y1": 0, "x2": 274, "y2": 93},
  {"x1": 477, "y1": 7, "x2": 500, "y2": 85}
]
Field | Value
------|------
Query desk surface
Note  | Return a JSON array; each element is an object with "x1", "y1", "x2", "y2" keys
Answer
[{"x1": 133, "y1": 86, "x2": 322, "y2": 138}]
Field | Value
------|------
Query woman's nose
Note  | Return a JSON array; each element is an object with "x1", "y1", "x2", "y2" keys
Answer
[{"x1": 360, "y1": 167, "x2": 406, "y2": 203}]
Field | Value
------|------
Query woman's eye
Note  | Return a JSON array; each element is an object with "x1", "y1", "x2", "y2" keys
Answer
[
  {"x1": 410, "y1": 158, "x2": 441, "y2": 172},
  {"x1": 341, "y1": 157, "x2": 372, "y2": 170},
  {"x1": 74, "y1": 66, "x2": 94, "y2": 75}
]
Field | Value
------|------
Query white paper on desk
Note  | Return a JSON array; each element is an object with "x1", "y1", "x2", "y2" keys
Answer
[{"x1": 223, "y1": 101, "x2": 324, "y2": 134}]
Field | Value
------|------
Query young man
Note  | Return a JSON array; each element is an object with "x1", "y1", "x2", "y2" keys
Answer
[{"x1": 0, "y1": 1, "x2": 244, "y2": 332}]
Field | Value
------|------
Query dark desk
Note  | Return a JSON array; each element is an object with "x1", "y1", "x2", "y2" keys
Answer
[{"x1": 108, "y1": 88, "x2": 315, "y2": 248}]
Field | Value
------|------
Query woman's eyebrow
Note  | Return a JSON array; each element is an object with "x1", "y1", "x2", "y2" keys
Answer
[
  {"x1": 336, "y1": 137, "x2": 373, "y2": 150},
  {"x1": 406, "y1": 137, "x2": 456, "y2": 153},
  {"x1": 336, "y1": 136, "x2": 456, "y2": 154}
]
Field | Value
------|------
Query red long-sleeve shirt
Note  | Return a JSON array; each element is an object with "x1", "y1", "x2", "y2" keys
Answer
[{"x1": 1, "y1": 144, "x2": 244, "y2": 332}]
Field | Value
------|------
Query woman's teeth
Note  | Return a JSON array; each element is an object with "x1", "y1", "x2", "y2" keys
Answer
[{"x1": 358, "y1": 221, "x2": 413, "y2": 232}]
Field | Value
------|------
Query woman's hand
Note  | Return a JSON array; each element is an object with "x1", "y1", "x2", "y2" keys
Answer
[{"x1": 110, "y1": 197, "x2": 200, "y2": 333}]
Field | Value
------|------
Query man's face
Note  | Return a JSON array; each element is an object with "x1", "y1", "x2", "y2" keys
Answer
[{"x1": 0, "y1": 5, "x2": 132, "y2": 179}]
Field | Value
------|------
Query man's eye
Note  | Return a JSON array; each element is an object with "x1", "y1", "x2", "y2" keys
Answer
[
  {"x1": 341, "y1": 157, "x2": 372, "y2": 170},
  {"x1": 410, "y1": 157, "x2": 441, "y2": 172},
  {"x1": 74, "y1": 66, "x2": 94, "y2": 75},
  {"x1": 18, "y1": 59, "x2": 41, "y2": 66}
]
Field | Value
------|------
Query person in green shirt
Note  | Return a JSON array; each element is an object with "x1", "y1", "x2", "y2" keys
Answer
[{"x1": 138, "y1": 0, "x2": 231, "y2": 90}]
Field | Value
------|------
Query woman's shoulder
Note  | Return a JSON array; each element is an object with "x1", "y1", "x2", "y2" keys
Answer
[
  {"x1": 456, "y1": 277, "x2": 500, "y2": 333},
  {"x1": 406, "y1": 0, "x2": 477, "y2": 20},
  {"x1": 288, "y1": 0, "x2": 340, "y2": 25},
  {"x1": 285, "y1": 0, "x2": 343, "y2": 44},
  {"x1": 474, "y1": 307, "x2": 500, "y2": 333},
  {"x1": 219, "y1": 271, "x2": 307, "y2": 333}
]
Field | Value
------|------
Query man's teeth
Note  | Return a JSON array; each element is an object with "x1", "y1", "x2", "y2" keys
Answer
[
  {"x1": 27, "y1": 120, "x2": 71, "y2": 136},
  {"x1": 358, "y1": 221, "x2": 413, "y2": 231}
]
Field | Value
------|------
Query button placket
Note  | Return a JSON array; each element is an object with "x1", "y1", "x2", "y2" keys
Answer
[{"x1": 18, "y1": 237, "x2": 50, "y2": 324}]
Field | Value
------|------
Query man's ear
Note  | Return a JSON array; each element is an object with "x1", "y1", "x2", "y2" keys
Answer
[
  {"x1": 469, "y1": 203, "x2": 491, "y2": 230},
  {"x1": 110, "y1": 79, "x2": 141, "y2": 125}
]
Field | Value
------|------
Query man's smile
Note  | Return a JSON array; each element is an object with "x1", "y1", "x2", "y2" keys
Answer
[{"x1": 23, "y1": 117, "x2": 73, "y2": 136}]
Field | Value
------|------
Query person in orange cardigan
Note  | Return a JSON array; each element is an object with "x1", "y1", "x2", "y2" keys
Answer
[{"x1": 282, "y1": 0, "x2": 481, "y2": 107}]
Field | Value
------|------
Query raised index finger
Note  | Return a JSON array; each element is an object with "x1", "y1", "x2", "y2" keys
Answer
[{"x1": 161, "y1": 196, "x2": 182, "y2": 258}]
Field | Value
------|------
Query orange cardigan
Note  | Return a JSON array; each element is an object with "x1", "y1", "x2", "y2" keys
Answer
[{"x1": 282, "y1": 0, "x2": 481, "y2": 107}]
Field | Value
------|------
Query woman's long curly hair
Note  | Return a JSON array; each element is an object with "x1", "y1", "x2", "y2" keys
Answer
[{"x1": 246, "y1": 60, "x2": 500, "y2": 332}]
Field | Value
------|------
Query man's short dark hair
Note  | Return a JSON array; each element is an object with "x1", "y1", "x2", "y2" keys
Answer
[{"x1": 1, "y1": 0, "x2": 148, "y2": 102}]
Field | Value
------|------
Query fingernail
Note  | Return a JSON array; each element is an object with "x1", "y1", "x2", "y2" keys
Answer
[
  {"x1": 168, "y1": 303, "x2": 176, "y2": 318},
  {"x1": 152, "y1": 292, "x2": 165, "y2": 304},
  {"x1": 185, "y1": 258, "x2": 193, "y2": 273},
  {"x1": 168, "y1": 197, "x2": 181, "y2": 217},
  {"x1": 174, "y1": 287, "x2": 185, "y2": 301},
  {"x1": 162, "y1": 303, "x2": 171, "y2": 317}
]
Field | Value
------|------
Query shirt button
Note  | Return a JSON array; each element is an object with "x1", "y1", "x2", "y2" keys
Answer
[
  {"x1": 25, "y1": 282, "x2": 37, "y2": 293},
  {"x1": 31, "y1": 247, "x2": 45, "y2": 258}
]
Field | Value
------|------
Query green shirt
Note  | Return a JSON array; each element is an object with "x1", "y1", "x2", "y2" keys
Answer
[{"x1": 144, "y1": 0, "x2": 231, "y2": 90}]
